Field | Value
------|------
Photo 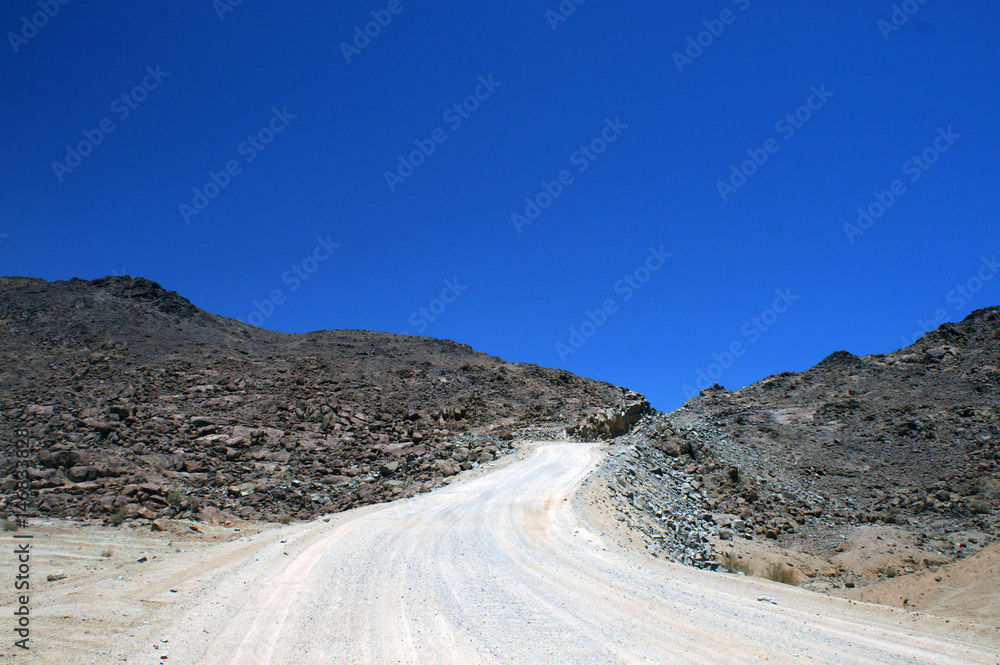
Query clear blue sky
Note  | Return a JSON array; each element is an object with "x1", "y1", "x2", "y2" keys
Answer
[{"x1": 2, "y1": 1, "x2": 998, "y2": 411}]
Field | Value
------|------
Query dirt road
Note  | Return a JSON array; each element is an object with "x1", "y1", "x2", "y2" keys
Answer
[{"x1": 23, "y1": 443, "x2": 1000, "y2": 663}]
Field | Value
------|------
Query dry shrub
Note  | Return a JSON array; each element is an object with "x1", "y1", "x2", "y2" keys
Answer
[
  {"x1": 720, "y1": 551, "x2": 754, "y2": 576},
  {"x1": 764, "y1": 562, "x2": 797, "y2": 585}
]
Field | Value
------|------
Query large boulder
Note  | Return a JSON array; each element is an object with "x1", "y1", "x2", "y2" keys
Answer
[{"x1": 567, "y1": 391, "x2": 651, "y2": 440}]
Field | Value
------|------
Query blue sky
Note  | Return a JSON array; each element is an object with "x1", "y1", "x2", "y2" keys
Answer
[{"x1": 2, "y1": 1, "x2": 998, "y2": 411}]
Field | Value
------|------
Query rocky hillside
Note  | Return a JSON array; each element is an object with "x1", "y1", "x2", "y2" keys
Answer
[
  {"x1": 0, "y1": 276, "x2": 632, "y2": 525},
  {"x1": 674, "y1": 307, "x2": 999, "y2": 528},
  {"x1": 599, "y1": 307, "x2": 1000, "y2": 583}
]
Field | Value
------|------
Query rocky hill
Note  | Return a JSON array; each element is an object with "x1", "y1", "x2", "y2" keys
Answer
[
  {"x1": 601, "y1": 307, "x2": 1000, "y2": 585},
  {"x1": 0, "y1": 276, "x2": 634, "y2": 525}
]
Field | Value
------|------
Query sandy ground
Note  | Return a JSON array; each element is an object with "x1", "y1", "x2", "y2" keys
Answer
[
  {"x1": 831, "y1": 542, "x2": 1000, "y2": 626},
  {"x1": 2, "y1": 442, "x2": 999, "y2": 663}
]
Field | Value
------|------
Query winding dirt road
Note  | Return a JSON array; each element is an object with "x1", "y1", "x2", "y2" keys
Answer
[{"x1": 41, "y1": 443, "x2": 1000, "y2": 663}]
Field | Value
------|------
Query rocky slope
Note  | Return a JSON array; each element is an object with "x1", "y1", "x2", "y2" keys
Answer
[
  {"x1": 0, "y1": 276, "x2": 635, "y2": 526},
  {"x1": 596, "y1": 307, "x2": 1000, "y2": 584}
]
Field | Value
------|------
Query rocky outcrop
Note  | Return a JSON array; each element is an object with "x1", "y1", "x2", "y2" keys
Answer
[{"x1": 566, "y1": 391, "x2": 651, "y2": 440}]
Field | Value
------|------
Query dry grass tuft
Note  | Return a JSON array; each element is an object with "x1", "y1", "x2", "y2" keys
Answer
[
  {"x1": 763, "y1": 562, "x2": 797, "y2": 585},
  {"x1": 720, "y1": 551, "x2": 754, "y2": 576}
]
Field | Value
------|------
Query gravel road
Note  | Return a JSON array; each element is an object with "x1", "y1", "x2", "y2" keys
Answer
[{"x1": 87, "y1": 443, "x2": 1000, "y2": 663}]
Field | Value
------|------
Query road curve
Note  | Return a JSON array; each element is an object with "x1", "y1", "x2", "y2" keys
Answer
[{"x1": 123, "y1": 443, "x2": 999, "y2": 664}]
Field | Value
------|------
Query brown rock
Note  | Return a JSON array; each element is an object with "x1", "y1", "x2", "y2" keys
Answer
[
  {"x1": 198, "y1": 505, "x2": 235, "y2": 524},
  {"x1": 80, "y1": 418, "x2": 113, "y2": 434},
  {"x1": 67, "y1": 466, "x2": 95, "y2": 482}
]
